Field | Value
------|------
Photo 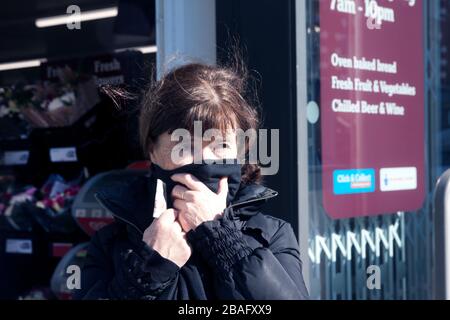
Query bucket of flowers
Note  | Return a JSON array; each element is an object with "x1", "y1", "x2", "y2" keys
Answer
[
  {"x1": 5, "y1": 67, "x2": 100, "y2": 128},
  {"x1": 31, "y1": 174, "x2": 82, "y2": 234}
]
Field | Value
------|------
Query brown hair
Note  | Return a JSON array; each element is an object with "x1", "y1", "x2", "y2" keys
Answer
[{"x1": 139, "y1": 62, "x2": 262, "y2": 184}]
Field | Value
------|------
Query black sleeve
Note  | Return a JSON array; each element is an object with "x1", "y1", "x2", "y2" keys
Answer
[
  {"x1": 75, "y1": 228, "x2": 180, "y2": 300},
  {"x1": 186, "y1": 214, "x2": 309, "y2": 300}
]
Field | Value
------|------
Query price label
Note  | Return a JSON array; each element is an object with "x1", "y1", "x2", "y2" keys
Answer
[
  {"x1": 49, "y1": 147, "x2": 78, "y2": 163},
  {"x1": 6, "y1": 239, "x2": 33, "y2": 254},
  {"x1": 1, "y1": 150, "x2": 29, "y2": 165}
]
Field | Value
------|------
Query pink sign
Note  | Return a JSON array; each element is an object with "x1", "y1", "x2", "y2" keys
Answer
[{"x1": 320, "y1": 0, "x2": 425, "y2": 218}]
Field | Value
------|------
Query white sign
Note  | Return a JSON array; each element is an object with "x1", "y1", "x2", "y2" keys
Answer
[
  {"x1": 380, "y1": 167, "x2": 417, "y2": 192},
  {"x1": 5, "y1": 239, "x2": 33, "y2": 254},
  {"x1": 50, "y1": 147, "x2": 78, "y2": 163},
  {"x1": 2, "y1": 151, "x2": 29, "y2": 165}
]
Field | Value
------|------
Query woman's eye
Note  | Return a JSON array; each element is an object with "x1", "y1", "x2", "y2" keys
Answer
[{"x1": 211, "y1": 143, "x2": 230, "y2": 155}]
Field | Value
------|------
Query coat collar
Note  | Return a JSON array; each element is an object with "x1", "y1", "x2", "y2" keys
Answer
[{"x1": 94, "y1": 171, "x2": 278, "y2": 235}]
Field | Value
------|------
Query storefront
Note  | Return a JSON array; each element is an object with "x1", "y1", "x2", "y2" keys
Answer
[
  {"x1": 0, "y1": 0, "x2": 449, "y2": 300},
  {"x1": 297, "y1": 0, "x2": 446, "y2": 300},
  {"x1": 215, "y1": 0, "x2": 448, "y2": 300},
  {"x1": 0, "y1": 0, "x2": 156, "y2": 299}
]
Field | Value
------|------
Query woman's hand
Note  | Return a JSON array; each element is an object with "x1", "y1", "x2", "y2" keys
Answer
[
  {"x1": 142, "y1": 209, "x2": 192, "y2": 268},
  {"x1": 171, "y1": 173, "x2": 228, "y2": 232}
]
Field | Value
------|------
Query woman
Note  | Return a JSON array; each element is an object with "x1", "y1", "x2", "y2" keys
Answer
[{"x1": 76, "y1": 62, "x2": 309, "y2": 300}]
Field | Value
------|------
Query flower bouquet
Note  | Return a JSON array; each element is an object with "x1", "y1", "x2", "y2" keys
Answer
[
  {"x1": 4, "y1": 67, "x2": 100, "y2": 128},
  {"x1": 31, "y1": 174, "x2": 82, "y2": 234},
  {"x1": 1, "y1": 186, "x2": 37, "y2": 232}
]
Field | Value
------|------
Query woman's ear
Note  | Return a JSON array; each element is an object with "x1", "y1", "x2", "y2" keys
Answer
[
  {"x1": 149, "y1": 147, "x2": 163, "y2": 167},
  {"x1": 149, "y1": 151, "x2": 156, "y2": 164}
]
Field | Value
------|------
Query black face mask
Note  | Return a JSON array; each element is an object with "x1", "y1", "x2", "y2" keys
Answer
[{"x1": 150, "y1": 160, "x2": 242, "y2": 208}]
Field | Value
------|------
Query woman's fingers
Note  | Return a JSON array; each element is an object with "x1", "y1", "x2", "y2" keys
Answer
[
  {"x1": 159, "y1": 208, "x2": 178, "y2": 224},
  {"x1": 172, "y1": 184, "x2": 189, "y2": 200},
  {"x1": 177, "y1": 212, "x2": 193, "y2": 233},
  {"x1": 173, "y1": 198, "x2": 188, "y2": 212},
  {"x1": 177, "y1": 214, "x2": 189, "y2": 233},
  {"x1": 171, "y1": 173, "x2": 209, "y2": 192},
  {"x1": 172, "y1": 220, "x2": 183, "y2": 233}
]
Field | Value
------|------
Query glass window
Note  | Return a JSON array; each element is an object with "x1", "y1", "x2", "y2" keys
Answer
[{"x1": 301, "y1": 0, "x2": 448, "y2": 299}]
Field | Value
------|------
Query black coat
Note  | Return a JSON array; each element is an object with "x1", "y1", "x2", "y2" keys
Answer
[{"x1": 75, "y1": 173, "x2": 309, "y2": 300}]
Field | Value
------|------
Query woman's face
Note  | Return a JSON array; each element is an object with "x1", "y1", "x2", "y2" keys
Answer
[{"x1": 150, "y1": 129, "x2": 238, "y2": 170}]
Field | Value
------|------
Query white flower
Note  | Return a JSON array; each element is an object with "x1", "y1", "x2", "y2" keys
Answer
[
  {"x1": 60, "y1": 92, "x2": 75, "y2": 106},
  {"x1": 48, "y1": 98, "x2": 64, "y2": 111},
  {"x1": 0, "y1": 105, "x2": 9, "y2": 117}
]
